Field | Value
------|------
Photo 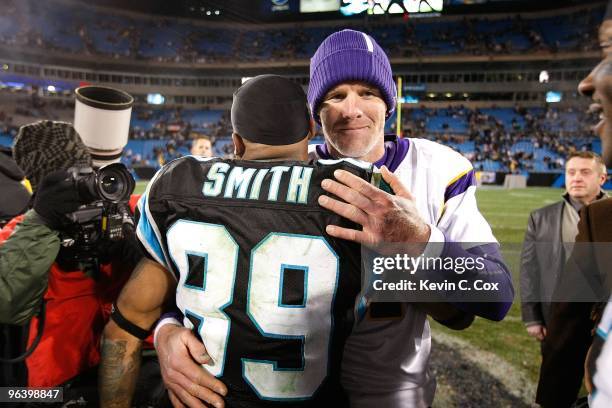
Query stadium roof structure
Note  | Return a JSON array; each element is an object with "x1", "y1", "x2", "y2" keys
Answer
[
  {"x1": 78, "y1": 0, "x2": 606, "y2": 23},
  {"x1": 0, "y1": 0, "x2": 601, "y2": 77}
]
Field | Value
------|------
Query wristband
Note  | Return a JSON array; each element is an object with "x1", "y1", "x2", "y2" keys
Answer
[{"x1": 110, "y1": 303, "x2": 150, "y2": 340}]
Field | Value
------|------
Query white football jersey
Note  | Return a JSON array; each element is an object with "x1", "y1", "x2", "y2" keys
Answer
[{"x1": 310, "y1": 137, "x2": 497, "y2": 407}]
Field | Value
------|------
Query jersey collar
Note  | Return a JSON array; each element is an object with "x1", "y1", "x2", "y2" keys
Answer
[{"x1": 315, "y1": 135, "x2": 409, "y2": 173}]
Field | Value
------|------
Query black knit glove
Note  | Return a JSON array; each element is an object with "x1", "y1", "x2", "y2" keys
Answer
[
  {"x1": 33, "y1": 170, "x2": 82, "y2": 230},
  {"x1": 98, "y1": 225, "x2": 144, "y2": 271}
]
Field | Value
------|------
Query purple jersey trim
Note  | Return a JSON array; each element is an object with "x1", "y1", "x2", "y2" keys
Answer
[
  {"x1": 439, "y1": 232, "x2": 513, "y2": 321},
  {"x1": 315, "y1": 135, "x2": 410, "y2": 173},
  {"x1": 444, "y1": 170, "x2": 477, "y2": 203},
  {"x1": 159, "y1": 309, "x2": 183, "y2": 322}
]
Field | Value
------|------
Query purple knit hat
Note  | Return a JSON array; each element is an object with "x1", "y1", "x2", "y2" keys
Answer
[{"x1": 307, "y1": 29, "x2": 397, "y2": 124}]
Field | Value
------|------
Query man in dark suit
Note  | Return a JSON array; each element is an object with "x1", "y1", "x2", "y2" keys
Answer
[
  {"x1": 535, "y1": 196, "x2": 612, "y2": 407},
  {"x1": 522, "y1": 153, "x2": 607, "y2": 407},
  {"x1": 521, "y1": 152, "x2": 607, "y2": 340},
  {"x1": 536, "y1": 4, "x2": 612, "y2": 405}
]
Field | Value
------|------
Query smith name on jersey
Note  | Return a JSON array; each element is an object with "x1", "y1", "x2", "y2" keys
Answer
[{"x1": 137, "y1": 156, "x2": 372, "y2": 407}]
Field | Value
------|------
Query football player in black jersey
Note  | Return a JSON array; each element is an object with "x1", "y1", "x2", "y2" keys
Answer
[{"x1": 99, "y1": 75, "x2": 373, "y2": 408}]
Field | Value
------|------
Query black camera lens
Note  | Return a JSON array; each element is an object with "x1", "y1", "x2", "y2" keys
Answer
[
  {"x1": 101, "y1": 174, "x2": 122, "y2": 196},
  {"x1": 96, "y1": 163, "x2": 135, "y2": 202},
  {"x1": 71, "y1": 163, "x2": 135, "y2": 204}
]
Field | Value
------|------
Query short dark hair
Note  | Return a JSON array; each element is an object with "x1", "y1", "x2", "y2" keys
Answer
[{"x1": 566, "y1": 151, "x2": 607, "y2": 174}]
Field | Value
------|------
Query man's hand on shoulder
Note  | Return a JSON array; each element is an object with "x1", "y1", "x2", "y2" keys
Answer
[
  {"x1": 156, "y1": 323, "x2": 227, "y2": 408},
  {"x1": 318, "y1": 165, "x2": 430, "y2": 254}
]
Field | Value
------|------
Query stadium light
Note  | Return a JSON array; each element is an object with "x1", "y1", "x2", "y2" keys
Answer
[
  {"x1": 47, "y1": 85, "x2": 56, "y2": 92},
  {"x1": 6, "y1": 82, "x2": 24, "y2": 89},
  {"x1": 546, "y1": 91, "x2": 562, "y2": 103},
  {"x1": 399, "y1": 95, "x2": 419, "y2": 104},
  {"x1": 539, "y1": 70, "x2": 549, "y2": 83},
  {"x1": 147, "y1": 93, "x2": 165, "y2": 105},
  {"x1": 300, "y1": 0, "x2": 340, "y2": 13}
]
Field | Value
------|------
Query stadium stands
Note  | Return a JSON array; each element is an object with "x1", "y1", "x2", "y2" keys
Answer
[
  {"x1": 0, "y1": 93, "x2": 598, "y2": 176},
  {"x1": 0, "y1": 0, "x2": 602, "y2": 63},
  {"x1": 0, "y1": 0, "x2": 603, "y2": 182}
]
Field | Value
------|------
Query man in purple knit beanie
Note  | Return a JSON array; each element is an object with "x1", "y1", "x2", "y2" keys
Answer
[
  {"x1": 305, "y1": 28, "x2": 513, "y2": 408},
  {"x1": 153, "y1": 29, "x2": 514, "y2": 408}
]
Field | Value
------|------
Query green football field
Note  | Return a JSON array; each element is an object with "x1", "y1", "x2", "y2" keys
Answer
[
  {"x1": 135, "y1": 181, "x2": 148, "y2": 195},
  {"x1": 135, "y1": 180, "x2": 563, "y2": 383},
  {"x1": 434, "y1": 186, "x2": 564, "y2": 384}
]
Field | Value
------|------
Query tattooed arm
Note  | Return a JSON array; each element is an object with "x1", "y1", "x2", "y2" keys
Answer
[{"x1": 100, "y1": 258, "x2": 176, "y2": 408}]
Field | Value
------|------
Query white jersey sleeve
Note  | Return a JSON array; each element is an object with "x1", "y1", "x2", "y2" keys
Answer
[{"x1": 394, "y1": 138, "x2": 496, "y2": 244}]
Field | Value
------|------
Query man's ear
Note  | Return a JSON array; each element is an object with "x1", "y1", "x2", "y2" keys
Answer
[
  {"x1": 599, "y1": 171, "x2": 607, "y2": 186},
  {"x1": 232, "y1": 133, "x2": 245, "y2": 158},
  {"x1": 306, "y1": 118, "x2": 316, "y2": 141}
]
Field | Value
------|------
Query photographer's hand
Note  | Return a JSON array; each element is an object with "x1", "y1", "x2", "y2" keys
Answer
[{"x1": 33, "y1": 170, "x2": 82, "y2": 230}]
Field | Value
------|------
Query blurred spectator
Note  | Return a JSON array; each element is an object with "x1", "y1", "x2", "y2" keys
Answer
[
  {"x1": 520, "y1": 152, "x2": 607, "y2": 401},
  {"x1": 190, "y1": 133, "x2": 213, "y2": 157}
]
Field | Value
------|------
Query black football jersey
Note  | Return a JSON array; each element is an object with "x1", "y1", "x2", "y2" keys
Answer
[{"x1": 137, "y1": 156, "x2": 371, "y2": 407}]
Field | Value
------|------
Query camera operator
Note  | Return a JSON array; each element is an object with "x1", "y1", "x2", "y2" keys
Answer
[
  {"x1": 0, "y1": 121, "x2": 145, "y2": 404},
  {"x1": 0, "y1": 170, "x2": 82, "y2": 325},
  {"x1": 0, "y1": 147, "x2": 30, "y2": 228}
]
